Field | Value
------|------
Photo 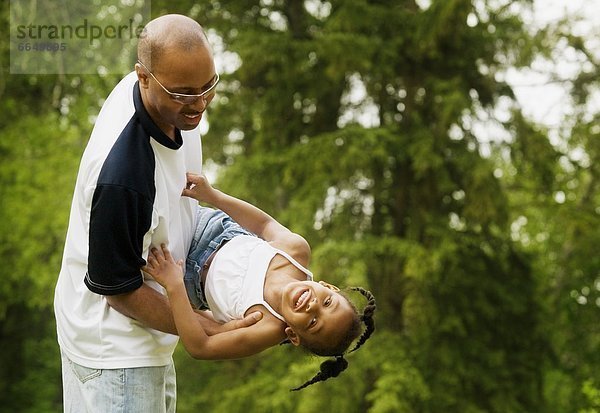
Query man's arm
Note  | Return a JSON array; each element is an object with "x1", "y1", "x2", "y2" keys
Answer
[
  {"x1": 106, "y1": 284, "x2": 262, "y2": 335},
  {"x1": 106, "y1": 284, "x2": 177, "y2": 334}
]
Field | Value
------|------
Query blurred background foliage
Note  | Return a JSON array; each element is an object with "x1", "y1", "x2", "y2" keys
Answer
[{"x1": 0, "y1": 0, "x2": 599, "y2": 412}]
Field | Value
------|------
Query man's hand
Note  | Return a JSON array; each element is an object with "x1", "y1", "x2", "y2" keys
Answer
[
  {"x1": 221, "y1": 311, "x2": 263, "y2": 332},
  {"x1": 194, "y1": 310, "x2": 263, "y2": 335}
]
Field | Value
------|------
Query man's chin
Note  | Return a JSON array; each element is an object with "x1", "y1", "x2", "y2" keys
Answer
[
  {"x1": 178, "y1": 124, "x2": 198, "y2": 131},
  {"x1": 175, "y1": 123, "x2": 200, "y2": 132}
]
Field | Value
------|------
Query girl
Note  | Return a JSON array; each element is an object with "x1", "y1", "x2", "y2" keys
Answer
[{"x1": 143, "y1": 173, "x2": 375, "y2": 390}]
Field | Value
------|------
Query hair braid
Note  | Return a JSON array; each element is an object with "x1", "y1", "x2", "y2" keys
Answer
[
  {"x1": 349, "y1": 287, "x2": 376, "y2": 353},
  {"x1": 290, "y1": 356, "x2": 348, "y2": 392}
]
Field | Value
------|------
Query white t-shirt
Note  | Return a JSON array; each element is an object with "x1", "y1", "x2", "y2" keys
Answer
[
  {"x1": 205, "y1": 235, "x2": 313, "y2": 323},
  {"x1": 53, "y1": 72, "x2": 202, "y2": 369}
]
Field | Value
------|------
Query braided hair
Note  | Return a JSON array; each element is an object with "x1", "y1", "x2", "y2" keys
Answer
[
  {"x1": 348, "y1": 287, "x2": 376, "y2": 353},
  {"x1": 290, "y1": 287, "x2": 376, "y2": 391}
]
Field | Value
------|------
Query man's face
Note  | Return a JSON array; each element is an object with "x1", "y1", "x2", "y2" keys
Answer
[{"x1": 136, "y1": 46, "x2": 217, "y2": 137}]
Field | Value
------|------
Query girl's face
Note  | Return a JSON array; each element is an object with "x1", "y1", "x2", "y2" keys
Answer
[{"x1": 281, "y1": 280, "x2": 355, "y2": 348}]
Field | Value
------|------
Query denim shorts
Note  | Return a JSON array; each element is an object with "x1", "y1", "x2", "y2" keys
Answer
[{"x1": 185, "y1": 206, "x2": 254, "y2": 309}]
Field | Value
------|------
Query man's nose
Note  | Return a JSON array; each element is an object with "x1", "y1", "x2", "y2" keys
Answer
[
  {"x1": 306, "y1": 297, "x2": 318, "y2": 312},
  {"x1": 189, "y1": 96, "x2": 208, "y2": 111}
]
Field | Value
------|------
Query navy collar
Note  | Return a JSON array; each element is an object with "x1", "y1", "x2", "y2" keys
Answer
[{"x1": 133, "y1": 81, "x2": 183, "y2": 149}]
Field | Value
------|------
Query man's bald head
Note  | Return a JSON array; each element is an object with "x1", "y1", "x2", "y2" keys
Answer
[{"x1": 138, "y1": 14, "x2": 210, "y2": 72}]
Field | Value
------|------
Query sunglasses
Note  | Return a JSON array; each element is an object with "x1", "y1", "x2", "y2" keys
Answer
[{"x1": 137, "y1": 60, "x2": 220, "y2": 105}]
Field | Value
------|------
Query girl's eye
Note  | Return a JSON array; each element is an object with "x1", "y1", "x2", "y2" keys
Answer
[
  {"x1": 325, "y1": 297, "x2": 332, "y2": 306},
  {"x1": 309, "y1": 318, "x2": 317, "y2": 327}
]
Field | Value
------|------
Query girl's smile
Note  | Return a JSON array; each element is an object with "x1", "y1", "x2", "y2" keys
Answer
[{"x1": 292, "y1": 288, "x2": 312, "y2": 311}]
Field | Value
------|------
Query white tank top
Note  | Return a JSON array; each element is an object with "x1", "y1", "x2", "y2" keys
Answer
[{"x1": 204, "y1": 235, "x2": 313, "y2": 323}]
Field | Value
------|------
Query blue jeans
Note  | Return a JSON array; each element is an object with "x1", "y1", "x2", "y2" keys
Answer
[
  {"x1": 185, "y1": 206, "x2": 253, "y2": 309},
  {"x1": 60, "y1": 351, "x2": 176, "y2": 413}
]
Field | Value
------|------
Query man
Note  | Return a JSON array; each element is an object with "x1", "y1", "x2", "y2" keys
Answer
[{"x1": 54, "y1": 15, "x2": 258, "y2": 413}]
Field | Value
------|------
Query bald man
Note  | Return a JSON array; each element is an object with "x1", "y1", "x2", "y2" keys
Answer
[{"x1": 54, "y1": 15, "x2": 256, "y2": 413}]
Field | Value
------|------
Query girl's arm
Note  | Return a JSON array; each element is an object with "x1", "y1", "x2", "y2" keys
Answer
[
  {"x1": 106, "y1": 285, "x2": 260, "y2": 336},
  {"x1": 142, "y1": 244, "x2": 284, "y2": 360},
  {"x1": 182, "y1": 173, "x2": 310, "y2": 266}
]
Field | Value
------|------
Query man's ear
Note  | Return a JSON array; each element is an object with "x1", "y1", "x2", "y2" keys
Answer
[
  {"x1": 135, "y1": 63, "x2": 150, "y2": 88},
  {"x1": 284, "y1": 327, "x2": 301, "y2": 346},
  {"x1": 319, "y1": 281, "x2": 340, "y2": 292}
]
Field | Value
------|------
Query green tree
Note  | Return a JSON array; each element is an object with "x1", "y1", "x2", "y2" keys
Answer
[
  {"x1": 504, "y1": 10, "x2": 600, "y2": 412},
  {"x1": 162, "y1": 0, "x2": 554, "y2": 411},
  {"x1": 0, "y1": 2, "x2": 125, "y2": 410}
]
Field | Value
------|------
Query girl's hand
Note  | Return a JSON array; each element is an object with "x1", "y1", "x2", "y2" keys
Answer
[
  {"x1": 142, "y1": 244, "x2": 184, "y2": 292},
  {"x1": 182, "y1": 173, "x2": 217, "y2": 203}
]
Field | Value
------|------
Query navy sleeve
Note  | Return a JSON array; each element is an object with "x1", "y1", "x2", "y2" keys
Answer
[{"x1": 85, "y1": 184, "x2": 153, "y2": 295}]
